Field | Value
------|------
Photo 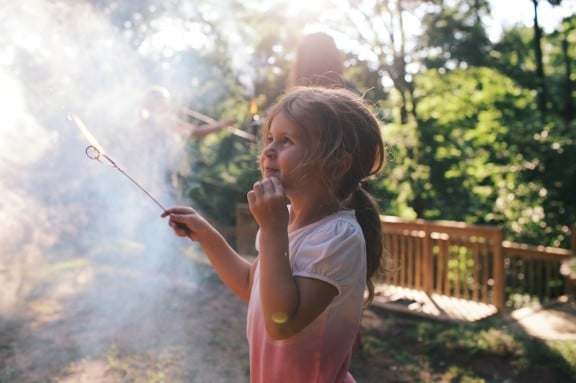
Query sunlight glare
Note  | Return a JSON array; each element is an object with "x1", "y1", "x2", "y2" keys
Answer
[
  {"x1": 279, "y1": 0, "x2": 330, "y2": 16},
  {"x1": 138, "y1": 17, "x2": 209, "y2": 56}
]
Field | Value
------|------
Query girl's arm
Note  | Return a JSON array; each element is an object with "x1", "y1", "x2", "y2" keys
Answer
[
  {"x1": 187, "y1": 118, "x2": 237, "y2": 139},
  {"x1": 170, "y1": 116, "x2": 236, "y2": 139},
  {"x1": 162, "y1": 207, "x2": 253, "y2": 302},
  {"x1": 258, "y1": 228, "x2": 337, "y2": 340},
  {"x1": 248, "y1": 178, "x2": 338, "y2": 339}
]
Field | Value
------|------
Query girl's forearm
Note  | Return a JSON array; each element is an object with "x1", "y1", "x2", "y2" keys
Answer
[
  {"x1": 257, "y1": 229, "x2": 299, "y2": 338},
  {"x1": 189, "y1": 123, "x2": 223, "y2": 138},
  {"x1": 197, "y1": 228, "x2": 253, "y2": 302}
]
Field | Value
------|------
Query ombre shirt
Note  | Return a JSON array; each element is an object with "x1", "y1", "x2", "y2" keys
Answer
[{"x1": 247, "y1": 209, "x2": 366, "y2": 383}]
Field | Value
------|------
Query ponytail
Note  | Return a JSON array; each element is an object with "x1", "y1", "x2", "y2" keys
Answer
[{"x1": 348, "y1": 185, "x2": 383, "y2": 306}]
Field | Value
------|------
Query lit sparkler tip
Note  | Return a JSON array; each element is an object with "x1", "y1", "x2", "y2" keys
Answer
[{"x1": 68, "y1": 113, "x2": 107, "y2": 155}]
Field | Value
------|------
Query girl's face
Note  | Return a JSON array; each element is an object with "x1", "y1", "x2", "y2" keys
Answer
[{"x1": 259, "y1": 112, "x2": 321, "y2": 195}]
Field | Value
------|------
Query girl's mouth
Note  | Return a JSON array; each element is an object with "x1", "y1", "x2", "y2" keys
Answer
[{"x1": 263, "y1": 168, "x2": 279, "y2": 178}]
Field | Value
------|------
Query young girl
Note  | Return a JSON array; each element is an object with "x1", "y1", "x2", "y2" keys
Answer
[{"x1": 162, "y1": 86, "x2": 386, "y2": 382}]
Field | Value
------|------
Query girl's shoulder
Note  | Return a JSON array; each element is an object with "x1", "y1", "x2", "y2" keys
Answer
[
  {"x1": 297, "y1": 209, "x2": 357, "y2": 230},
  {"x1": 290, "y1": 209, "x2": 361, "y2": 245},
  {"x1": 290, "y1": 209, "x2": 365, "y2": 284}
]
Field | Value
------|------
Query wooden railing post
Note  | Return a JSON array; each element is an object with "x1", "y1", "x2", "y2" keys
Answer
[
  {"x1": 423, "y1": 222, "x2": 433, "y2": 294},
  {"x1": 493, "y1": 228, "x2": 505, "y2": 310}
]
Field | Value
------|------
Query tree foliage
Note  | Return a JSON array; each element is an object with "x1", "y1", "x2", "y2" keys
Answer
[
  {"x1": 85, "y1": 0, "x2": 575, "y2": 248},
  {"x1": 410, "y1": 68, "x2": 558, "y2": 244},
  {"x1": 374, "y1": 0, "x2": 576, "y2": 247}
]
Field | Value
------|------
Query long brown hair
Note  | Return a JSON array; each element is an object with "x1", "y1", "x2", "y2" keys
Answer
[{"x1": 264, "y1": 87, "x2": 386, "y2": 304}]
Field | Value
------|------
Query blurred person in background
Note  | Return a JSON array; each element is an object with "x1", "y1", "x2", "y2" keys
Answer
[{"x1": 288, "y1": 32, "x2": 358, "y2": 93}]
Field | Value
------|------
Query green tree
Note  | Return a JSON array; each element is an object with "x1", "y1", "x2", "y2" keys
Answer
[
  {"x1": 530, "y1": 0, "x2": 566, "y2": 118},
  {"x1": 418, "y1": 0, "x2": 493, "y2": 69},
  {"x1": 391, "y1": 67, "x2": 561, "y2": 243},
  {"x1": 547, "y1": 15, "x2": 576, "y2": 122},
  {"x1": 489, "y1": 13, "x2": 576, "y2": 247}
]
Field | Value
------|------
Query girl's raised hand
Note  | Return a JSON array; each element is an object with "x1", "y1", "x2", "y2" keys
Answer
[
  {"x1": 161, "y1": 207, "x2": 213, "y2": 241},
  {"x1": 247, "y1": 177, "x2": 289, "y2": 231}
]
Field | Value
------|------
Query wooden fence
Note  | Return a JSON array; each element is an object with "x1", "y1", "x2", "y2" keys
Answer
[
  {"x1": 378, "y1": 216, "x2": 505, "y2": 307},
  {"x1": 502, "y1": 241, "x2": 572, "y2": 306},
  {"x1": 234, "y1": 204, "x2": 574, "y2": 310}
]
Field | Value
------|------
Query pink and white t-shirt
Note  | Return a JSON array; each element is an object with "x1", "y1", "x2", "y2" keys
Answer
[{"x1": 246, "y1": 209, "x2": 366, "y2": 383}]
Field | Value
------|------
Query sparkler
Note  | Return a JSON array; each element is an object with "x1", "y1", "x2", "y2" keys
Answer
[{"x1": 68, "y1": 113, "x2": 169, "y2": 212}]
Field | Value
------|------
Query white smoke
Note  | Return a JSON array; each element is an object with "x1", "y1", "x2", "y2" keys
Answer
[{"x1": 0, "y1": 1, "x2": 207, "y2": 378}]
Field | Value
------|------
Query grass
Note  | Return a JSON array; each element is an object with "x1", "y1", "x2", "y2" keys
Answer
[{"x1": 350, "y1": 307, "x2": 576, "y2": 382}]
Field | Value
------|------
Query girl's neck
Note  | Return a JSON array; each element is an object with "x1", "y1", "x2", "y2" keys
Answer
[{"x1": 288, "y1": 198, "x2": 342, "y2": 231}]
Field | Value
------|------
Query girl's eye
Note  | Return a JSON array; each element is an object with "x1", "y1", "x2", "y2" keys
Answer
[
  {"x1": 280, "y1": 137, "x2": 292, "y2": 145},
  {"x1": 265, "y1": 136, "x2": 292, "y2": 145}
]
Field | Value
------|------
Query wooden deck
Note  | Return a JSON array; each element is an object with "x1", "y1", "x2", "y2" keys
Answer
[
  {"x1": 372, "y1": 283, "x2": 498, "y2": 322},
  {"x1": 372, "y1": 284, "x2": 576, "y2": 341}
]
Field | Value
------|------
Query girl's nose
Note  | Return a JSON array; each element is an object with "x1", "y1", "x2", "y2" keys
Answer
[{"x1": 261, "y1": 144, "x2": 276, "y2": 158}]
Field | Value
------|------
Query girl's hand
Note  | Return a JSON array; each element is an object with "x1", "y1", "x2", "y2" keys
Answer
[
  {"x1": 247, "y1": 177, "x2": 288, "y2": 231},
  {"x1": 161, "y1": 207, "x2": 214, "y2": 241}
]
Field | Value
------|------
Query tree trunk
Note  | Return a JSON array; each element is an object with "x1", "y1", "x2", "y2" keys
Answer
[
  {"x1": 532, "y1": 0, "x2": 548, "y2": 119},
  {"x1": 562, "y1": 37, "x2": 574, "y2": 122}
]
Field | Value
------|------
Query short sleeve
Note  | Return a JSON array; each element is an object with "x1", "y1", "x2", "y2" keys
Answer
[{"x1": 291, "y1": 218, "x2": 365, "y2": 295}]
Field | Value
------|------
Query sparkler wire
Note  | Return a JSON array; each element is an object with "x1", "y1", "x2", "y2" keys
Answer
[
  {"x1": 84, "y1": 145, "x2": 168, "y2": 212},
  {"x1": 71, "y1": 113, "x2": 191, "y2": 235}
]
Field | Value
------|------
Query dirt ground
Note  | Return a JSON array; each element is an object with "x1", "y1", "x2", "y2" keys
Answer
[{"x1": 1, "y1": 252, "x2": 574, "y2": 383}]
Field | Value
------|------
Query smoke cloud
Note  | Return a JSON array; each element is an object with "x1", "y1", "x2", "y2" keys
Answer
[{"x1": 0, "y1": 1, "x2": 228, "y2": 381}]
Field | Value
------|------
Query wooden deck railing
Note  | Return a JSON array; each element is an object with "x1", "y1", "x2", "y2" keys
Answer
[
  {"x1": 502, "y1": 242, "x2": 572, "y2": 305},
  {"x1": 378, "y1": 216, "x2": 506, "y2": 308},
  {"x1": 234, "y1": 204, "x2": 574, "y2": 310}
]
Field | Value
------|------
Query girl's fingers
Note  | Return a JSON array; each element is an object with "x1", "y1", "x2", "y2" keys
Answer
[
  {"x1": 261, "y1": 178, "x2": 276, "y2": 194},
  {"x1": 161, "y1": 206, "x2": 195, "y2": 218},
  {"x1": 269, "y1": 177, "x2": 283, "y2": 194},
  {"x1": 253, "y1": 177, "x2": 283, "y2": 197},
  {"x1": 253, "y1": 180, "x2": 263, "y2": 195},
  {"x1": 161, "y1": 209, "x2": 194, "y2": 237},
  {"x1": 168, "y1": 216, "x2": 192, "y2": 237},
  {"x1": 247, "y1": 190, "x2": 256, "y2": 205},
  {"x1": 174, "y1": 224, "x2": 190, "y2": 237}
]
